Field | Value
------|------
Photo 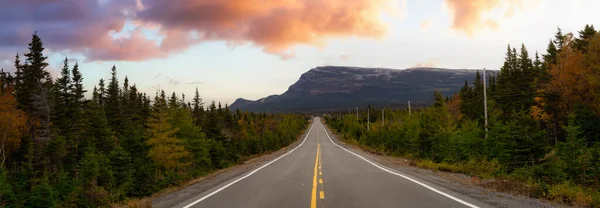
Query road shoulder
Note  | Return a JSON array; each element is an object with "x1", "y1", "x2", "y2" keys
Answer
[
  {"x1": 320, "y1": 121, "x2": 565, "y2": 208},
  {"x1": 151, "y1": 120, "x2": 313, "y2": 208}
]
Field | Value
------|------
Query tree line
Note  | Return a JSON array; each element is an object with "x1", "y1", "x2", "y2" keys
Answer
[
  {"x1": 326, "y1": 25, "x2": 600, "y2": 206},
  {"x1": 0, "y1": 33, "x2": 308, "y2": 207}
]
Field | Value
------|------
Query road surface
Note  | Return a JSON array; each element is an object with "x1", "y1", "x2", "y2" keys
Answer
[{"x1": 172, "y1": 117, "x2": 492, "y2": 208}]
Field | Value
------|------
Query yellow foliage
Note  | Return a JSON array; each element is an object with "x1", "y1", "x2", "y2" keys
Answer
[
  {"x1": 547, "y1": 34, "x2": 600, "y2": 115},
  {"x1": 146, "y1": 109, "x2": 190, "y2": 171},
  {"x1": 0, "y1": 86, "x2": 28, "y2": 167}
]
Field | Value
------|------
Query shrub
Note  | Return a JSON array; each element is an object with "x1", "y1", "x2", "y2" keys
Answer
[{"x1": 548, "y1": 181, "x2": 592, "y2": 206}]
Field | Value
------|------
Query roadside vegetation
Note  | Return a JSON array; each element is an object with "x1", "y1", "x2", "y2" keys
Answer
[
  {"x1": 0, "y1": 33, "x2": 308, "y2": 207},
  {"x1": 326, "y1": 25, "x2": 600, "y2": 207}
]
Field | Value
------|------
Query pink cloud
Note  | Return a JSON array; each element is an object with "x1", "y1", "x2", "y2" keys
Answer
[{"x1": 1, "y1": 0, "x2": 399, "y2": 61}]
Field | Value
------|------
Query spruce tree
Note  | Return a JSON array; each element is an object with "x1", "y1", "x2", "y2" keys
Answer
[
  {"x1": 18, "y1": 32, "x2": 53, "y2": 140},
  {"x1": 146, "y1": 94, "x2": 190, "y2": 172},
  {"x1": 192, "y1": 88, "x2": 204, "y2": 126},
  {"x1": 573, "y1": 24, "x2": 597, "y2": 52},
  {"x1": 53, "y1": 57, "x2": 73, "y2": 135},
  {"x1": 106, "y1": 66, "x2": 122, "y2": 133}
]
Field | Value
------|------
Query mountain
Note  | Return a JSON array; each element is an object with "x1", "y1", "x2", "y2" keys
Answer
[{"x1": 231, "y1": 66, "x2": 494, "y2": 113}]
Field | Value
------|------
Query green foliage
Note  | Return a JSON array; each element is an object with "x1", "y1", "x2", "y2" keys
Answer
[
  {"x1": 26, "y1": 173, "x2": 57, "y2": 208},
  {"x1": 0, "y1": 33, "x2": 309, "y2": 207},
  {"x1": 326, "y1": 26, "x2": 600, "y2": 206},
  {"x1": 0, "y1": 167, "x2": 14, "y2": 206}
]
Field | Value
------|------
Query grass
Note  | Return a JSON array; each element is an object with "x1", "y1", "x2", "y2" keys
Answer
[
  {"x1": 326, "y1": 122, "x2": 600, "y2": 207},
  {"x1": 112, "y1": 121, "x2": 313, "y2": 208},
  {"x1": 413, "y1": 159, "x2": 600, "y2": 207}
]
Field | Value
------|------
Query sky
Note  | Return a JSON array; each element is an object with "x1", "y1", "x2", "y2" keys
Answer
[{"x1": 1, "y1": 0, "x2": 599, "y2": 105}]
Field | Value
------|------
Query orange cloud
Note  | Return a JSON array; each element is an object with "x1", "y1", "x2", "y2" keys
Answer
[
  {"x1": 444, "y1": 0, "x2": 526, "y2": 35},
  {"x1": 420, "y1": 19, "x2": 431, "y2": 30},
  {"x1": 413, "y1": 58, "x2": 439, "y2": 68},
  {"x1": 138, "y1": 0, "x2": 398, "y2": 59},
  {"x1": 0, "y1": 0, "x2": 401, "y2": 61}
]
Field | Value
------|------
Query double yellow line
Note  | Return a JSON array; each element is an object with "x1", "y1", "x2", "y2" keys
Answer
[{"x1": 311, "y1": 135, "x2": 324, "y2": 208}]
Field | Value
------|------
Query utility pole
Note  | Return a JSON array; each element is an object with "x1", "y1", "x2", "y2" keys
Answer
[
  {"x1": 382, "y1": 109, "x2": 385, "y2": 127},
  {"x1": 367, "y1": 108, "x2": 370, "y2": 132},
  {"x1": 483, "y1": 68, "x2": 489, "y2": 138},
  {"x1": 408, "y1": 101, "x2": 411, "y2": 116}
]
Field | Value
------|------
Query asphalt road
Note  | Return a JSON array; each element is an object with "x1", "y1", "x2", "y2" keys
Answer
[{"x1": 172, "y1": 117, "x2": 492, "y2": 208}]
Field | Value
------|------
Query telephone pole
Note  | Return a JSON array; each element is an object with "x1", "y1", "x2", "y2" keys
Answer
[
  {"x1": 382, "y1": 109, "x2": 385, "y2": 127},
  {"x1": 483, "y1": 68, "x2": 489, "y2": 138},
  {"x1": 367, "y1": 108, "x2": 370, "y2": 131},
  {"x1": 408, "y1": 101, "x2": 411, "y2": 116}
]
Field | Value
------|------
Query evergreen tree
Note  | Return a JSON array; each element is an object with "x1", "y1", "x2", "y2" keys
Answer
[
  {"x1": 557, "y1": 115, "x2": 588, "y2": 183},
  {"x1": 146, "y1": 94, "x2": 190, "y2": 172},
  {"x1": 25, "y1": 173, "x2": 57, "y2": 207},
  {"x1": 554, "y1": 27, "x2": 566, "y2": 50},
  {"x1": 106, "y1": 66, "x2": 122, "y2": 133},
  {"x1": 53, "y1": 57, "x2": 73, "y2": 135},
  {"x1": 192, "y1": 88, "x2": 205, "y2": 126},
  {"x1": 18, "y1": 32, "x2": 53, "y2": 140},
  {"x1": 573, "y1": 24, "x2": 596, "y2": 52},
  {"x1": 0, "y1": 167, "x2": 14, "y2": 206}
]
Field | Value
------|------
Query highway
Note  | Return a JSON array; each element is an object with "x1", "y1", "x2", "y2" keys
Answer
[{"x1": 172, "y1": 117, "x2": 491, "y2": 208}]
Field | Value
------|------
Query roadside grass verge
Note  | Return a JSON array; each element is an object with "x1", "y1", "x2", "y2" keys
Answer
[
  {"x1": 325, "y1": 123, "x2": 600, "y2": 208},
  {"x1": 112, "y1": 121, "x2": 313, "y2": 208}
]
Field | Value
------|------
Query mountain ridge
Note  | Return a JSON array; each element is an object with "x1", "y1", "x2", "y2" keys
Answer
[{"x1": 231, "y1": 66, "x2": 494, "y2": 113}]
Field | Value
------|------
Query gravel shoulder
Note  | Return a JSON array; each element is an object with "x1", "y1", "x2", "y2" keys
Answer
[
  {"x1": 320, "y1": 121, "x2": 566, "y2": 208},
  {"x1": 152, "y1": 121, "x2": 313, "y2": 208}
]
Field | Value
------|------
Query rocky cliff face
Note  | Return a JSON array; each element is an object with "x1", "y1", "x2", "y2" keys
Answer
[{"x1": 231, "y1": 66, "x2": 492, "y2": 113}]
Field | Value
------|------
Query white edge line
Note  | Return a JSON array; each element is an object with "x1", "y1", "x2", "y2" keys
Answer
[
  {"x1": 318, "y1": 120, "x2": 479, "y2": 208},
  {"x1": 182, "y1": 122, "x2": 315, "y2": 208}
]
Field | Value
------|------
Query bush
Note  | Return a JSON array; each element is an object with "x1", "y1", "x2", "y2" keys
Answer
[
  {"x1": 548, "y1": 181, "x2": 592, "y2": 206},
  {"x1": 416, "y1": 160, "x2": 438, "y2": 170}
]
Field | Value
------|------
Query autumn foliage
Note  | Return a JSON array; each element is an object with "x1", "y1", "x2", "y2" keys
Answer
[
  {"x1": 0, "y1": 33, "x2": 308, "y2": 207},
  {"x1": 327, "y1": 25, "x2": 600, "y2": 206},
  {"x1": 0, "y1": 86, "x2": 27, "y2": 167}
]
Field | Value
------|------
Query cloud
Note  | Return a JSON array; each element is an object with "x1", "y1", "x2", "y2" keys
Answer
[
  {"x1": 154, "y1": 73, "x2": 180, "y2": 85},
  {"x1": 413, "y1": 58, "x2": 439, "y2": 68},
  {"x1": 420, "y1": 19, "x2": 431, "y2": 30},
  {"x1": 0, "y1": 0, "x2": 403, "y2": 61},
  {"x1": 339, "y1": 55, "x2": 350, "y2": 61},
  {"x1": 186, "y1": 81, "x2": 204, "y2": 85},
  {"x1": 443, "y1": 0, "x2": 526, "y2": 36}
]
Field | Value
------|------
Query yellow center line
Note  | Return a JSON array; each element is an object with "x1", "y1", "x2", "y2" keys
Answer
[
  {"x1": 319, "y1": 147, "x2": 325, "y2": 200},
  {"x1": 310, "y1": 143, "x2": 320, "y2": 208}
]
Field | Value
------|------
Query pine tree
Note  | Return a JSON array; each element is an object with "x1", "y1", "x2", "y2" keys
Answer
[
  {"x1": 69, "y1": 63, "x2": 88, "y2": 165},
  {"x1": 573, "y1": 24, "x2": 597, "y2": 52},
  {"x1": 17, "y1": 32, "x2": 53, "y2": 140},
  {"x1": 557, "y1": 115, "x2": 588, "y2": 182},
  {"x1": 106, "y1": 66, "x2": 122, "y2": 133},
  {"x1": 554, "y1": 27, "x2": 566, "y2": 50},
  {"x1": 146, "y1": 94, "x2": 190, "y2": 172},
  {"x1": 53, "y1": 57, "x2": 73, "y2": 135},
  {"x1": 544, "y1": 40, "x2": 559, "y2": 66},
  {"x1": 192, "y1": 88, "x2": 204, "y2": 126},
  {"x1": 0, "y1": 166, "x2": 14, "y2": 205},
  {"x1": 98, "y1": 79, "x2": 106, "y2": 107},
  {"x1": 204, "y1": 101, "x2": 222, "y2": 140},
  {"x1": 25, "y1": 172, "x2": 57, "y2": 207}
]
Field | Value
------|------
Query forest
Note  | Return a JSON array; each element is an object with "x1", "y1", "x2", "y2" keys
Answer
[
  {"x1": 326, "y1": 25, "x2": 600, "y2": 207},
  {"x1": 0, "y1": 33, "x2": 308, "y2": 207}
]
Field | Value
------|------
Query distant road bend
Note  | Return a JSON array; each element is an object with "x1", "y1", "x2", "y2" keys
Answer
[{"x1": 173, "y1": 118, "x2": 492, "y2": 208}]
